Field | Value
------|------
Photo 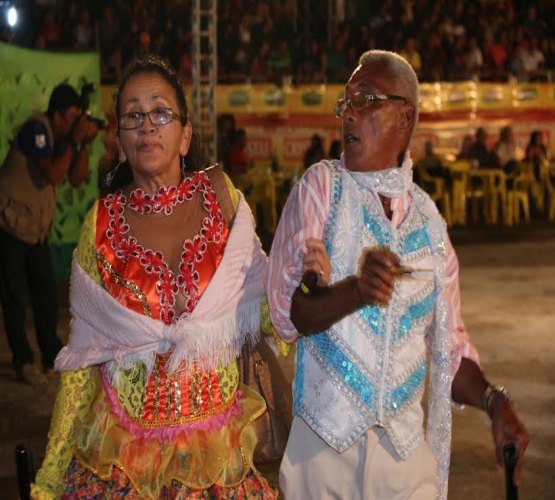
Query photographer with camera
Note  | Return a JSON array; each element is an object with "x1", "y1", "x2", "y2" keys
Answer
[{"x1": 0, "y1": 83, "x2": 99, "y2": 386}]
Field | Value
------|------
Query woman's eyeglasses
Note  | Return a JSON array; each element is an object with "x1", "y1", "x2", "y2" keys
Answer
[
  {"x1": 334, "y1": 92, "x2": 408, "y2": 118},
  {"x1": 118, "y1": 108, "x2": 182, "y2": 130}
]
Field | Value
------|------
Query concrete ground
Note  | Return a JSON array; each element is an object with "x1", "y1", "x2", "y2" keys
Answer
[{"x1": 0, "y1": 222, "x2": 554, "y2": 499}]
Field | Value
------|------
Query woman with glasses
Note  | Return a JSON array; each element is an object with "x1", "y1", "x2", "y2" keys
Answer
[{"x1": 32, "y1": 55, "x2": 276, "y2": 499}]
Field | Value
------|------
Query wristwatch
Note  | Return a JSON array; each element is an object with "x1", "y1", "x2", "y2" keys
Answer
[{"x1": 483, "y1": 384, "x2": 511, "y2": 417}]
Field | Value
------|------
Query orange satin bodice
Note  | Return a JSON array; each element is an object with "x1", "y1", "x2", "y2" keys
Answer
[{"x1": 95, "y1": 172, "x2": 235, "y2": 425}]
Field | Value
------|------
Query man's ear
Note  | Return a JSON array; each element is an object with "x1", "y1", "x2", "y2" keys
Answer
[{"x1": 398, "y1": 104, "x2": 415, "y2": 130}]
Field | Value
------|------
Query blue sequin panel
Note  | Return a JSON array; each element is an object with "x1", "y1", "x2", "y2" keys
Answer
[
  {"x1": 359, "y1": 304, "x2": 384, "y2": 337},
  {"x1": 310, "y1": 333, "x2": 375, "y2": 408},
  {"x1": 402, "y1": 226, "x2": 431, "y2": 254},
  {"x1": 293, "y1": 338, "x2": 306, "y2": 414},
  {"x1": 363, "y1": 206, "x2": 391, "y2": 246},
  {"x1": 387, "y1": 360, "x2": 427, "y2": 413},
  {"x1": 397, "y1": 290, "x2": 436, "y2": 340}
]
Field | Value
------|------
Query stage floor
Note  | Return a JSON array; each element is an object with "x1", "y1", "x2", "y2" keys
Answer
[{"x1": 1, "y1": 222, "x2": 554, "y2": 499}]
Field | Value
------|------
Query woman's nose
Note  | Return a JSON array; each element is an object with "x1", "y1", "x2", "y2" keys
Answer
[{"x1": 139, "y1": 116, "x2": 156, "y2": 133}]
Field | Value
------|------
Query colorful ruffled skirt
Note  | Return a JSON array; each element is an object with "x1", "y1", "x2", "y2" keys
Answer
[{"x1": 60, "y1": 377, "x2": 276, "y2": 499}]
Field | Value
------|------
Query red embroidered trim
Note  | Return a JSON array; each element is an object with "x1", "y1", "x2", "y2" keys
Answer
[
  {"x1": 102, "y1": 172, "x2": 225, "y2": 323},
  {"x1": 127, "y1": 177, "x2": 199, "y2": 215}
]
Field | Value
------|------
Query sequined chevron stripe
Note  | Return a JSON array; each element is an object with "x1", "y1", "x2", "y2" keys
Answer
[
  {"x1": 363, "y1": 206, "x2": 392, "y2": 246},
  {"x1": 306, "y1": 333, "x2": 427, "y2": 417},
  {"x1": 397, "y1": 286, "x2": 436, "y2": 341},
  {"x1": 402, "y1": 226, "x2": 432, "y2": 254},
  {"x1": 385, "y1": 360, "x2": 428, "y2": 414}
]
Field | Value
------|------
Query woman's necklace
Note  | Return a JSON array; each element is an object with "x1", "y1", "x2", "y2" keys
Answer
[{"x1": 126, "y1": 177, "x2": 198, "y2": 215}]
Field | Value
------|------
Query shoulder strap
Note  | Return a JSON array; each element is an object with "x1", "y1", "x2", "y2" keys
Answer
[{"x1": 204, "y1": 164, "x2": 237, "y2": 227}]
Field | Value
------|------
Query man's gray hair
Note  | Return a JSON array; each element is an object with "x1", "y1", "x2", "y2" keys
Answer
[{"x1": 358, "y1": 50, "x2": 420, "y2": 127}]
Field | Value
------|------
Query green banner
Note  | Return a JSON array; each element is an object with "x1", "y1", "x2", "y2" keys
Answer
[{"x1": 0, "y1": 42, "x2": 105, "y2": 280}]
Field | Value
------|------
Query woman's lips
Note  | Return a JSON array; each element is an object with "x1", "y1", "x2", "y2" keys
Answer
[{"x1": 137, "y1": 142, "x2": 161, "y2": 152}]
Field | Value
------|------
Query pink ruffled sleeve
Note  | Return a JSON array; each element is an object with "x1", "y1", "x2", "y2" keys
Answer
[
  {"x1": 426, "y1": 234, "x2": 480, "y2": 377},
  {"x1": 266, "y1": 162, "x2": 331, "y2": 342}
]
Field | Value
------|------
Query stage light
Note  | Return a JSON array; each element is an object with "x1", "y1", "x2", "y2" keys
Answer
[{"x1": 7, "y1": 6, "x2": 17, "y2": 28}]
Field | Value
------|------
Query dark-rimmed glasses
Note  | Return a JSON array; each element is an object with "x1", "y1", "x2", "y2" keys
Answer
[
  {"x1": 334, "y1": 92, "x2": 408, "y2": 118},
  {"x1": 119, "y1": 107, "x2": 182, "y2": 130}
]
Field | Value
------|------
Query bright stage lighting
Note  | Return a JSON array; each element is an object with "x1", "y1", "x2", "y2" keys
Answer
[{"x1": 7, "y1": 6, "x2": 17, "y2": 28}]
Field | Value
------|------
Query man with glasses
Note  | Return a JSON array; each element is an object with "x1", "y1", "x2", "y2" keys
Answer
[
  {"x1": 267, "y1": 50, "x2": 528, "y2": 499},
  {"x1": 0, "y1": 84, "x2": 98, "y2": 386}
]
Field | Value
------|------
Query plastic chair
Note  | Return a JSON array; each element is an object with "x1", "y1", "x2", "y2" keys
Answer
[
  {"x1": 415, "y1": 163, "x2": 452, "y2": 226},
  {"x1": 506, "y1": 169, "x2": 531, "y2": 225},
  {"x1": 448, "y1": 160, "x2": 471, "y2": 225},
  {"x1": 519, "y1": 160, "x2": 545, "y2": 212},
  {"x1": 466, "y1": 171, "x2": 489, "y2": 224},
  {"x1": 488, "y1": 170, "x2": 508, "y2": 225},
  {"x1": 237, "y1": 167, "x2": 278, "y2": 233}
]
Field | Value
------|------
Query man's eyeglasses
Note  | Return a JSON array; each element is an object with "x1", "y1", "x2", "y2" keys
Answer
[
  {"x1": 334, "y1": 92, "x2": 408, "y2": 118},
  {"x1": 118, "y1": 108, "x2": 182, "y2": 130}
]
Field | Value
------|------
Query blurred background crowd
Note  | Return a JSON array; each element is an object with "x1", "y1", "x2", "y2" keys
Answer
[{"x1": 1, "y1": 0, "x2": 554, "y2": 85}]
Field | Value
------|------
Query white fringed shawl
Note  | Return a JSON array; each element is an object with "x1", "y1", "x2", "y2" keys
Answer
[{"x1": 55, "y1": 194, "x2": 267, "y2": 376}]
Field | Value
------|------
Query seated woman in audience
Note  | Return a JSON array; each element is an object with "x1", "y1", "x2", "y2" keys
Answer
[
  {"x1": 495, "y1": 125, "x2": 519, "y2": 175},
  {"x1": 525, "y1": 130, "x2": 549, "y2": 181}
]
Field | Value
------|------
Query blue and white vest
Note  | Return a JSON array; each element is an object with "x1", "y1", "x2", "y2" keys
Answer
[{"x1": 294, "y1": 161, "x2": 453, "y2": 497}]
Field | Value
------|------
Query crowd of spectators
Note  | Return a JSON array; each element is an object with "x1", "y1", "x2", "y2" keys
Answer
[{"x1": 1, "y1": 0, "x2": 554, "y2": 85}]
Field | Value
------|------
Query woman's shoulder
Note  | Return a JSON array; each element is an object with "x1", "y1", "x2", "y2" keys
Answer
[{"x1": 76, "y1": 201, "x2": 101, "y2": 284}]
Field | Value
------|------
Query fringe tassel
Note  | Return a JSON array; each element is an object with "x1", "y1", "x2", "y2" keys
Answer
[{"x1": 102, "y1": 298, "x2": 262, "y2": 383}]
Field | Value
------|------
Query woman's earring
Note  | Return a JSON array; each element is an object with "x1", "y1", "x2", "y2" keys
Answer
[
  {"x1": 181, "y1": 156, "x2": 187, "y2": 177},
  {"x1": 103, "y1": 161, "x2": 120, "y2": 188}
]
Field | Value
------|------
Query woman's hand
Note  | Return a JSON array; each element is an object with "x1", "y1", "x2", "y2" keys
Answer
[{"x1": 303, "y1": 238, "x2": 332, "y2": 286}]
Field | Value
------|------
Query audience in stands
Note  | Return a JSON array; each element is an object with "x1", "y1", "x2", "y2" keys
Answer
[{"x1": 1, "y1": 0, "x2": 554, "y2": 85}]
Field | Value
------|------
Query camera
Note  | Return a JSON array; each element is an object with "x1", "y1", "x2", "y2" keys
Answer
[{"x1": 79, "y1": 82, "x2": 106, "y2": 129}]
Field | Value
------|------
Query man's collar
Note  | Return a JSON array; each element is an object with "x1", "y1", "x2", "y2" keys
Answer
[
  {"x1": 340, "y1": 150, "x2": 412, "y2": 173},
  {"x1": 344, "y1": 151, "x2": 414, "y2": 199}
]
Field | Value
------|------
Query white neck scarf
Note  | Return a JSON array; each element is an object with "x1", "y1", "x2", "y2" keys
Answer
[{"x1": 348, "y1": 153, "x2": 413, "y2": 198}]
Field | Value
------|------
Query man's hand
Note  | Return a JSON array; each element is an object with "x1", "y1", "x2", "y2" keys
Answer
[
  {"x1": 356, "y1": 246, "x2": 402, "y2": 306},
  {"x1": 291, "y1": 246, "x2": 403, "y2": 334},
  {"x1": 490, "y1": 399, "x2": 529, "y2": 486},
  {"x1": 303, "y1": 238, "x2": 331, "y2": 286},
  {"x1": 71, "y1": 114, "x2": 99, "y2": 145},
  {"x1": 65, "y1": 115, "x2": 98, "y2": 187}
]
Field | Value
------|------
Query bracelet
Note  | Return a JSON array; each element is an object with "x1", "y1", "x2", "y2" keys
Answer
[{"x1": 483, "y1": 385, "x2": 510, "y2": 417}]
